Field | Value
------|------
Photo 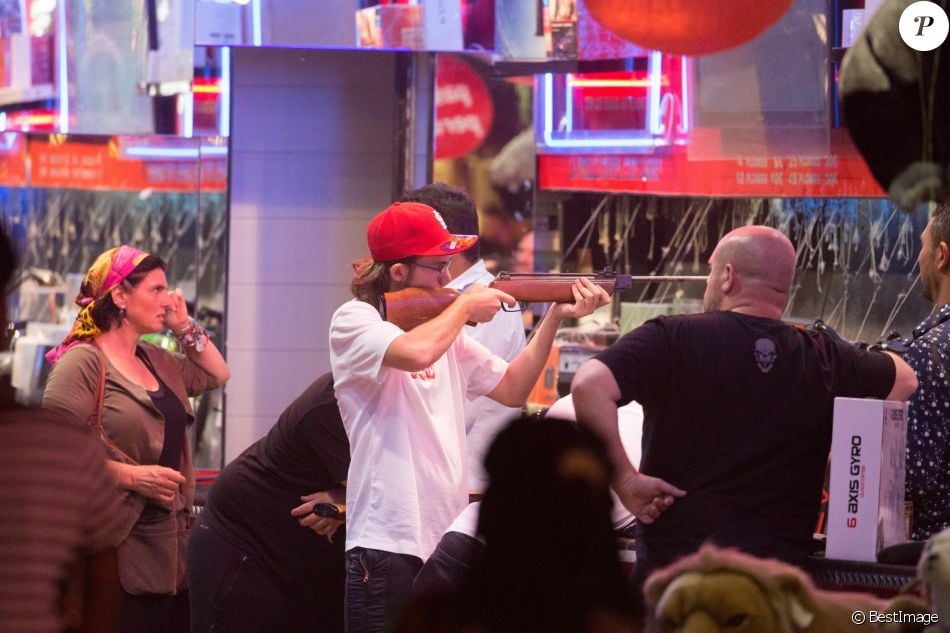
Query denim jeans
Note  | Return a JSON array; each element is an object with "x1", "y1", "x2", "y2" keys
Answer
[
  {"x1": 344, "y1": 547, "x2": 422, "y2": 633},
  {"x1": 411, "y1": 531, "x2": 483, "y2": 596}
]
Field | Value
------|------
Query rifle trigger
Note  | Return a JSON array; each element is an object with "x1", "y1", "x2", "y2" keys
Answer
[{"x1": 500, "y1": 301, "x2": 526, "y2": 313}]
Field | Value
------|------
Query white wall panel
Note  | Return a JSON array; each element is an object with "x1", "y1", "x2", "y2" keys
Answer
[
  {"x1": 229, "y1": 151, "x2": 393, "y2": 218},
  {"x1": 226, "y1": 282, "x2": 348, "y2": 351},
  {"x1": 228, "y1": 217, "x2": 368, "y2": 284},
  {"x1": 225, "y1": 47, "x2": 399, "y2": 462},
  {"x1": 231, "y1": 85, "x2": 396, "y2": 153}
]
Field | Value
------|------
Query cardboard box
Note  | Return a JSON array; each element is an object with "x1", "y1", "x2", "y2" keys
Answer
[
  {"x1": 356, "y1": 1, "x2": 462, "y2": 50},
  {"x1": 825, "y1": 398, "x2": 907, "y2": 562},
  {"x1": 546, "y1": 0, "x2": 646, "y2": 60},
  {"x1": 356, "y1": 5, "x2": 422, "y2": 49}
]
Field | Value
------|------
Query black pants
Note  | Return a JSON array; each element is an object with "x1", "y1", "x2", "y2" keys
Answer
[
  {"x1": 120, "y1": 589, "x2": 189, "y2": 633},
  {"x1": 187, "y1": 514, "x2": 344, "y2": 633}
]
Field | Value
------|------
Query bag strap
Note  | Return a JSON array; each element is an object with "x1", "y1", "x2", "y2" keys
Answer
[
  {"x1": 91, "y1": 348, "x2": 106, "y2": 432},
  {"x1": 87, "y1": 345, "x2": 139, "y2": 466}
]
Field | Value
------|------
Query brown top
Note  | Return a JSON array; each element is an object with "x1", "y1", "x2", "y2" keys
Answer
[{"x1": 42, "y1": 341, "x2": 223, "y2": 542}]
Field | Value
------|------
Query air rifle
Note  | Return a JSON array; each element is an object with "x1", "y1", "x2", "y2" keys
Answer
[{"x1": 379, "y1": 268, "x2": 707, "y2": 331}]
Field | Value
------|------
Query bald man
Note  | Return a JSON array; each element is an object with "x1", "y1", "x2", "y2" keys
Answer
[{"x1": 572, "y1": 226, "x2": 918, "y2": 605}]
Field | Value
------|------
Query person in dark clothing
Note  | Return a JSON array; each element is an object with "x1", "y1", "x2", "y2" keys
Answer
[
  {"x1": 187, "y1": 372, "x2": 349, "y2": 633},
  {"x1": 396, "y1": 415, "x2": 638, "y2": 633},
  {"x1": 572, "y1": 225, "x2": 919, "y2": 618}
]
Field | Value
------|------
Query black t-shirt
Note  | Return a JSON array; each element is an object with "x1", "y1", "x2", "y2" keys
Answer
[
  {"x1": 143, "y1": 376, "x2": 189, "y2": 519},
  {"x1": 202, "y1": 372, "x2": 349, "y2": 593},
  {"x1": 595, "y1": 311, "x2": 895, "y2": 575}
]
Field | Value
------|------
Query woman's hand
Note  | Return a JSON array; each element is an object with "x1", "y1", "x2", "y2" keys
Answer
[
  {"x1": 162, "y1": 288, "x2": 191, "y2": 333},
  {"x1": 121, "y1": 464, "x2": 185, "y2": 504},
  {"x1": 291, "y1": 491, "x2": 345, "y2": 542}
]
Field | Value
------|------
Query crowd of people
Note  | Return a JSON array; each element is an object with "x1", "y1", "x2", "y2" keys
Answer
[{"x1": 0, "y1": 191, "x2": 947, "y2": 633}]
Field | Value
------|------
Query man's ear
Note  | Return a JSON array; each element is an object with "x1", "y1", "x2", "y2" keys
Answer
[
  {"x1": 389, "y1": 262, "x2": 409, "y2": 284},
  {"x1": 937, "y1": 241, "x2": 950, "y2": 273},
  {"x1": 722, "y1": 263, "x2": 737, "y2": 294}
]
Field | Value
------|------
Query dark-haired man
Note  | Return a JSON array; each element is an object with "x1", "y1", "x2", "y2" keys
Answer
[{"x1": 906, "y1": 203, "x2": 950, "y2": 540}]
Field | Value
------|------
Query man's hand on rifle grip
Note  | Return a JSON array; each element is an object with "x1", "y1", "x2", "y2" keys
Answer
[{"x1": 459, "y1": 284, "x2": 518, "y2": 324}]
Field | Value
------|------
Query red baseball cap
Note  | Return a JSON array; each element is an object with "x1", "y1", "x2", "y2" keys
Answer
[{"x1": 367, "y1": 202, "x2": 478, "y2": 262}]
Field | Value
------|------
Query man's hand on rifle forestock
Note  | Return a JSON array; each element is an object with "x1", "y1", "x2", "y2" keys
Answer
[
  {"x1": 459, "y1": 284, "x2": 517, "y2": 323},
  {"x1": 549, "y1": 277, "x2": 611, "y2": 320}
]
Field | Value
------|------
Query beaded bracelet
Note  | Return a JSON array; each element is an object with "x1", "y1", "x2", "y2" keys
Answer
[{"x1": 172, "y1": 317, "x2": 208, "y2": 353}]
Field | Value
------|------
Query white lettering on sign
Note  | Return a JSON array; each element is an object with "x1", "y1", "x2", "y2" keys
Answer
[
  {"x1": 436, "y1": 83, "x2": 474, "y2": 109},
  {"x1": 436, "y1": 114, "x2": 485, "y2": 139}
]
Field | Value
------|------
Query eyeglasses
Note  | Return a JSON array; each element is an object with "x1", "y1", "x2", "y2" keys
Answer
[{"x1": 408, "y1": 258, "x2": 453, "y2": 274}]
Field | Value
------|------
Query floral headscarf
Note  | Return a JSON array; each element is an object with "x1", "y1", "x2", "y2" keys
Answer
[{"x1": 45, "y1": 245, "x2": 150, "y2": 365}]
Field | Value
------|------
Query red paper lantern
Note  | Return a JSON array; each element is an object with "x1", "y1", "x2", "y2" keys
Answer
[{"x1": 584, "y1": 0, "x2": 795, "y2": 56}]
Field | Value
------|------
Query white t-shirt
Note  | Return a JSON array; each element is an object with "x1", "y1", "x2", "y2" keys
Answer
[
  {"x1": 446, "y1": 260, "x2": 526, "y2": 489},
  {"x1": 330, "y1": 299, "x2": 508, "y2": 561}
]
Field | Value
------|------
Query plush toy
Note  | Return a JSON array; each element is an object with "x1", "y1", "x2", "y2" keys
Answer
[
  {"x1": 643, "y1": 545, "x2": 886, "y2": 633},
  {"x1": 919, "y1": 527, "x2": 950, "y2": 632},
  {"x1": 874, "y1": 528, "x2": 950, "y2": 633}
]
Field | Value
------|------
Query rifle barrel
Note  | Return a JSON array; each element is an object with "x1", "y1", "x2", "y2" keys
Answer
[
  {"x1": 622, "y1": 275, "x2": 707, "y2": 283},
  {"x1": 494, "y1": 272, "x2": 706, "y2": 284}
]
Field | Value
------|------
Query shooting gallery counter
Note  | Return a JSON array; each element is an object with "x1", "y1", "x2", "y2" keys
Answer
[
  {"x1": 805, "y1": 556, "x2": 916, "y2": 596},
  {"x1": 614, "y1": 547, "x2": 916, "y2": 596}
]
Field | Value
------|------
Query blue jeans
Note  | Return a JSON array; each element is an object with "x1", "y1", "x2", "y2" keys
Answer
[
  {"x1": 344, "y1": 547, "x2": 422, "y2": 633},
  {"x1": 412, "y1": 531, "x2": 483, "y2": 596}
]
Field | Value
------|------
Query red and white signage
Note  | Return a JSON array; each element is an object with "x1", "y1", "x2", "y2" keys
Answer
[{"x1": 434, "y1": 55, "x2": 493, "y2": 160}]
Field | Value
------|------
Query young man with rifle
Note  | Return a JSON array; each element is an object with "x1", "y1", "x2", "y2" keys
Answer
[
  {"x1": 400, "y1": 183, "x2": 526, "y2": 490},
  {"x1": 329, "y1": 201, "x2": 609, "y2": 633}
]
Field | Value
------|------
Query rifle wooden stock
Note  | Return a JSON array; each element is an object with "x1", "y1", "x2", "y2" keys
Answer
[
  {"x1": 380, "y1": 287, "x2": 461, "y2": 331},
  {"x1": 379, "y1": 271, "x2": 706, "y2": 330}
]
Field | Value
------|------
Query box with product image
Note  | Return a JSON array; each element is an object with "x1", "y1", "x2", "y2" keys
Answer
[{"x1": 825, "y1": 398, "x2": 908, "y2": 562}]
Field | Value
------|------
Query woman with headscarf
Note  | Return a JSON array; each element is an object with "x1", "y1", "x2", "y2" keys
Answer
[{"x1": 42, "y1": 245, "x2": 230, "y2": 633}]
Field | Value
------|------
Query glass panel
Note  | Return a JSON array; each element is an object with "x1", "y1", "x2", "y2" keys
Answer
[
  {"x1": 0, "y1": 2, "x2": 231, "y2": 138},
  {"x1": 0, "y1": 132, "x2": 228, "y2": 469},
  {"x1": 194, "y1": 0, "x2": 498, "y2": 52},
  {"x1": 545, "y1": 193, "x2": 928, "y2": 343}
]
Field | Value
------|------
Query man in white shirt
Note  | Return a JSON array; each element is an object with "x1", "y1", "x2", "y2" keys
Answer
[
  {"x1": 400, "y1": 183, "x2": 526, "y2": 490},
  {"x1": 330, "y1": 201, "x2": 608, "y2": 633}
]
